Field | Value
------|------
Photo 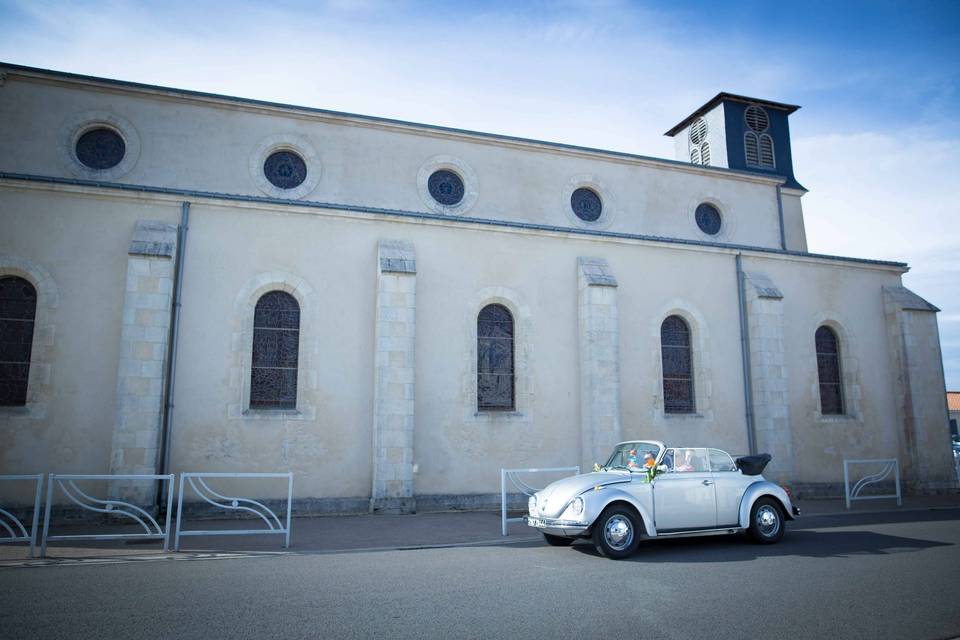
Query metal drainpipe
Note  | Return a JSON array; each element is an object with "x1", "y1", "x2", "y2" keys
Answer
[
  {"x1": 156, "y1": 201, "x2": 190, "y2": 511},
  {"x1": 736, "y1": 253, "x2": 757, "y2": 455},
  {"x1": 776, "y1": 184, "x2": 787, "y2": 251}
]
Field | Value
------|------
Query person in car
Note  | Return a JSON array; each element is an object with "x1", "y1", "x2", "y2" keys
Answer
[{"x1": 675, "y1": 449, "x2": 695, "y2": 472}]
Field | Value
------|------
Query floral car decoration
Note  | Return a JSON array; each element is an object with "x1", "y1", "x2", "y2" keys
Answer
[{"x1": 527, "y1": 440, "x2": 800, "y2": 559}]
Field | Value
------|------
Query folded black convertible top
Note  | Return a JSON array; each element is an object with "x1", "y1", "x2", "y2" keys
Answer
[{"x1": 735, "y1": 453, "x2": 771, "y2": 476}]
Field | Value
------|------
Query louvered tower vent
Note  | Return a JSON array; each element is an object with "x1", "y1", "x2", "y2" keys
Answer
[{"x1": 664, "y1": 93, "x2": 804, "y2": 190}]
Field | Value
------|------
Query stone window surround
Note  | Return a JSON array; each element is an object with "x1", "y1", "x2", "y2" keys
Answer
[
  {"x1": 0, "y1": 256, "x2": 58, "y2": 421},
  {"x1": 687, "y1": 195, "x2": 736, "y2": 242},
  {"x1": 462, "y1": 286, "x2": 533, "y2": 424},
  {"x1": 417, "y1": 155, "x2": 479, "y2": 216},
  {"x1": 59, "y1": 110, "x2": 141, "y2": 181},
  {"x1": 810, "y1": 313, "x2": 862, "y2": 424},
  {"x1": 228, "y1": 271, "x2": 318, "y2": 422},
  {"x1": 647, "y1": 300, "x2": 713, "y2": 425},
  {"x1": 248, "y1": 134, "x2": 322, "y2": 200},
  {"x1": 562, "y1": 174, "x2": 619, "y2": 230}
]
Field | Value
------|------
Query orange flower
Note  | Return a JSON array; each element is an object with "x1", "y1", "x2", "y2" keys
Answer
[{"x1": 645, "y1": 458, "x2": 656, "y2": 468}]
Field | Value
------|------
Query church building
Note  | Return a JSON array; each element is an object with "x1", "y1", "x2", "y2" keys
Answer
[{"x1": 0, "y1": 63, "x2": 955, "y2": 512}]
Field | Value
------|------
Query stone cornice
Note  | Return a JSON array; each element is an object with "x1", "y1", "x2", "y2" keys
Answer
[{"x1": 0, "y1": 173, "x2": 908, "y2": 274}]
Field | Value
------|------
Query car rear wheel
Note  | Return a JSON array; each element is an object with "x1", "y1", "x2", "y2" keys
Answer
[
  {"x1": 748, "y1": 497, "x2": 785, "y2": 544},
  {"x1": 542, "y1": 533, "x2": 575, "y2": 547},
  {"x1": 592, "y1": 506, "x2": 641, "y2": 559}
]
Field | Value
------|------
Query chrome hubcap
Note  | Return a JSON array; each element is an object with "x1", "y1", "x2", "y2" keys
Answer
[
  {"x1": 603, "y1": 515, "x2": 634, "y2": 551},
  {"x1": 756, "y1": 505, "x2": 780, "y2": 537}
]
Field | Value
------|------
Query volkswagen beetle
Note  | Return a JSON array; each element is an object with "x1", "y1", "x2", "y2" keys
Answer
[{"x1": 526, "y1": 441, "x2": 799, "y2": 559}]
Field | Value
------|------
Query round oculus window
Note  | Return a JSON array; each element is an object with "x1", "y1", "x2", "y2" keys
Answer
[
  {"x1": 695, "y1": 203, "x2": 722, "y2": 235},
  {"x1": 75, "y1": 127, "x2": 126, "y2": 170},
  {"x1": 263, "y1": 150, "x2": 307, "y2": 190},
  {"x1": 571, "y1": 187, "x2": 602, "y2": 222},
  {"x1": 427, "y1": 169, "x2": 465, "y2": 206}
]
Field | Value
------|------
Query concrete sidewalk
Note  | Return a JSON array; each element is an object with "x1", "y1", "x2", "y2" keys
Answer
[{"x1": 3, "y1": 493, "x2": 958, "y2": 565}]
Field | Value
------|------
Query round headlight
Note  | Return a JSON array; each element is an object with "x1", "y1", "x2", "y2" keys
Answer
[
  {"x1": 528, "y1": 495, "x2": 537, "y2": 512},
  {"x1": 571, "y1": 497, "x2": 584, "y2": 515}
]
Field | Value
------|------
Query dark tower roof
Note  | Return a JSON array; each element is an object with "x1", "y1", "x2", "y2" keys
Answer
[{"x1": 664, "y1": 92, "x2": 800, "y2": 137}]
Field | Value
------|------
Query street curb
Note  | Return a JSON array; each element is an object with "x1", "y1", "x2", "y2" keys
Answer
[
  {"x1": 0, "y1": 534, "x2": 544, "y2": 568},
  {"x1": 796, "y1": 505, "x2": 960, "y2": 519}
]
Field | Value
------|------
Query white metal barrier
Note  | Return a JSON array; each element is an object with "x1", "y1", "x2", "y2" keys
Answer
[
  {"x1": 40, "y1": 474, "x2": 175, "y2": 557},
  {"x1": 501, "y1": 466, "x2": 579, "y2": 536},
  {"x1": 174, "y1": 472, "x2": 293, "y2": 551},
  {"x1": 0, "y1": 474, "x2": 44, "y2": 558},
  {"x1": 843, "y1": 459, "x2": 901, "y2": 509}
]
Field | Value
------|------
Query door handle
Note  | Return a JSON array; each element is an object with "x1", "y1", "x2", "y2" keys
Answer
[{"x1": 702, "y1": 480, "x2": 714, "y2": 486}]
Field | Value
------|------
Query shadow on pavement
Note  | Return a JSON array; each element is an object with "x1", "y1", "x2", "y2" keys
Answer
[
  {"x1": 566, "y1": 527, "x2": 952, "y2": 562},
  {"x1": 795, "y1": 508, "x2": 960, "y2": 530}
]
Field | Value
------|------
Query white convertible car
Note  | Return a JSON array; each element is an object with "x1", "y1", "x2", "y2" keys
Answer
[{"x1": 526, "y1": 440, "x2": 799, "y2": 559}]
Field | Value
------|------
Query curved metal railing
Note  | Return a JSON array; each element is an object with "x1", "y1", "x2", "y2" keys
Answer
[
  {"x1": 58, "y1": 479, "x2": 164, "y2": 535},
  {"x1": 40, "y1": 474, "x2": 175, "y2": 557},
  {"x1": 0, "y1": 474, "x2": 44, "y2": 557},
  {"x1": 843, "y1": 459, "x2": 901, "y2": 509},
  {"x1": 175, "y1": 473, "x2": 293, "y2": 551}
]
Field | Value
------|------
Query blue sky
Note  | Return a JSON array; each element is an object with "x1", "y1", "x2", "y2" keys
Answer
[{"x1": 1, "y1": 0, "x2": 958, "y2": 387}]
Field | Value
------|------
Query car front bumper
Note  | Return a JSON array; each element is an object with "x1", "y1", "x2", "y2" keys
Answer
[{"x1": 525, "y1": 515, "x2": 589, "y2": 537}]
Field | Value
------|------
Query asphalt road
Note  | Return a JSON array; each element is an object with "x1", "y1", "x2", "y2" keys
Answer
[{"x1": 2, "y1": 510, "x2": 959, "y2": 640}]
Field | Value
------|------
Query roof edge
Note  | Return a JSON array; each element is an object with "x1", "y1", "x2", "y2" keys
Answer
[{"x1": 665, "y1": 92, "x2": 801, "y2": 137}]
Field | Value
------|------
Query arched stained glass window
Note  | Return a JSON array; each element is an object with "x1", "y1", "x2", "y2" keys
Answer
[
  {"x1": 0, "y1": 276, "x2": 37, "y2": 406},
  {"x1": 250, "y1": 291, "x2": 300, "y2": 410},
  {"x1": 661, "y1": 315, "x2": 694, "y2": 414},
  {"x1": 815, "y1": 326, "x2": 844, "y2": 415},
  {"x1": 477, "y1": 304, "x2": 514, "y2": 411}
]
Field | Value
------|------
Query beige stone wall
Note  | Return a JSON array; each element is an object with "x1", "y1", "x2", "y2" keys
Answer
[
  {"x1": 780, "y1": 189, "x2": 808, "y2": 252},
  {"x1": 0, "y1": 70, "x2": 787, "y2": 251},
  {"x1": 4, "y1": 182, "x2": 947, "y2": 503},
  {"x1": 0, "y1": 187, "x2": 180, "y2": 503},
  {"x1": 748, "y1": 257, "x2": 941, "y2": 488}
]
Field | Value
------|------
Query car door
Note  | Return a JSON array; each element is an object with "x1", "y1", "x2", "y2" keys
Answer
[
  {"x1": 653, "y1": 448, "x2": 717, "y2": 531},
  {"x1": 709, "y1": 448, "x2": 746, "y2": 527}
]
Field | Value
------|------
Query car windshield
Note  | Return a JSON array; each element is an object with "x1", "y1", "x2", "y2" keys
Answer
[{"x1": 603, "y1": 442, "x2": 662, "y2": 471}]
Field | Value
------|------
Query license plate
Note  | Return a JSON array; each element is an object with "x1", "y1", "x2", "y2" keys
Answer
[{"x1": 528, "y1": 517, "x2": 546, "y2": 528}]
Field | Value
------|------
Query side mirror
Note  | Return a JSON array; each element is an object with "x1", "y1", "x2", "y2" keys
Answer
[{"x1": 657, "y1": 465, "x2": 669, "y2": 473}]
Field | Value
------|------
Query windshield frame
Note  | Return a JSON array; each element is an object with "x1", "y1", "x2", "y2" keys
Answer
[{"x1": 601, "y1": 441, "x2": 665, "y2": 472}]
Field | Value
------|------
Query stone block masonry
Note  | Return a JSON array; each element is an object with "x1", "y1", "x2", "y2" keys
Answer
[
  {"x1": 578, "y1": 257, "x2": 622, "y2": 470},
  {"x1": 743, "y1": 271, "x2": 793, "y2": 484},
  {"x1": 371, "y1": 240, "x2": 417, "y2": 513},
  {"x1": 108, "y1": 220, "x2": 178, "y2": 504},
  {"x1": 883, "y1": 286, "x2": 955, "y2": 491}
]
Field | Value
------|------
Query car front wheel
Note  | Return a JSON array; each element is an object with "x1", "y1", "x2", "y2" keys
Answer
[
  {"x1": 592, "y1": 506, "x2": 641, "y2": 559},
  {"x1": 748, "y1": 497, "x2": 785, "y2": 544},
  {"x1": 542, "y1": 533, "x2": 575, "y2": 546}
]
